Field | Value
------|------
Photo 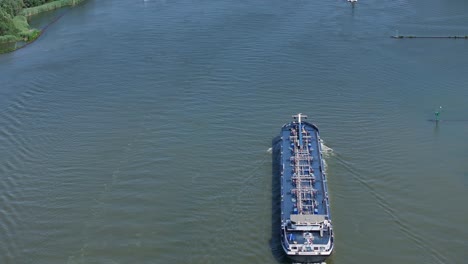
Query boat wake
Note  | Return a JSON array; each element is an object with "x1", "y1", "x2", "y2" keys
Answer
[
  {"x1": 320, "y1": 140, "x2": 334, "y2": 171},
  {"x1": 320, "y1": 140, "x2": 334, "y2": 157},
  {"x1": 333, "y1": 154, "x2": 449, "y2": 264}
]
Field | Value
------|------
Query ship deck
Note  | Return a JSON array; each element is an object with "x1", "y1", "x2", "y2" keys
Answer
[
  {"x1": 280, "y1": 122, "x2": 330, "y2": 224},
  {"x1": 278, "y1": 115, "x2": 333, "y2": 262}
]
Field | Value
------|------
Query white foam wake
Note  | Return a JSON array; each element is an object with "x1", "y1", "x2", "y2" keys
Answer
[
  {"x1": 320, "y1": 139, "x2": 334, "y2": 170},
  {"x1": 320, "y1": 139, "x2": 334, "y2": 157}
]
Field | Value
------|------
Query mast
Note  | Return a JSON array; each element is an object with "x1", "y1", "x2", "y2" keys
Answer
[
  {"x1": 298, "y1": 114, "x2": 303, "y2": 148},
  {"x1": 293, "y1": 113, "x2": 308, "y2": 149}
]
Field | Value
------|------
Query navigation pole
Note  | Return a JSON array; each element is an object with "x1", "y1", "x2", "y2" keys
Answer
[{"x1": 435, "y1": 106, "x2": 442, "y2": 123}]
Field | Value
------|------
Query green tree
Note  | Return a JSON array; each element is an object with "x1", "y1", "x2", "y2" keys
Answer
[
  {"x1": 0, "y1": 0, "x2": 24, "y2": 16},
  {"x1": 23, "y1": 0, "x2": 51, "y2": 8},
  {"x1": 0, "y1": 8, "x2": 18, "y2": 36}
]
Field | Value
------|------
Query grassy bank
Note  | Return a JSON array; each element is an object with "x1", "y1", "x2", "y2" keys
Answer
[
  {"x1": 0, "y1": 34, "x2": 19, "y2": 43},
  {"x1": 0, "y1": 15, "x2": 40, "y2": 43},
  {"x1": 21, "y1": 0, "x2": 86, "y2": 17},
  {"x1": 0, "y1": 0, "x2": 85, "y2": 54}
]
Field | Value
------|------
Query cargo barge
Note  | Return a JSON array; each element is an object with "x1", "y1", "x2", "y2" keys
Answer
[{"x1": 279, "y1": 114, "x2": 334, "y2": 263}]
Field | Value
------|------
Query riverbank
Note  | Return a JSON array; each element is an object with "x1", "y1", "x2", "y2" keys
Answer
[
  {"x1": 0, "y1": 0, "x2": 86, "y2": 54},
  {"x1": 20, "y1": 0, "x2": 86, "y2": 17}
]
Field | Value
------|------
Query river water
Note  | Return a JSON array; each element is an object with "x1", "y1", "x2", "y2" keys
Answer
[{"x1": 0, "y1": 0, "x2": 467, "y2": 263}]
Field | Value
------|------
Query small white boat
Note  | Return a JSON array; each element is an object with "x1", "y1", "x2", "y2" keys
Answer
[{"x1": 347, "y1": 0, "x2": 357, "y2": 3}]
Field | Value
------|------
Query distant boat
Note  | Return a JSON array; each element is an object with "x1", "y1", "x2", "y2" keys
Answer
[
  {"x1": 278, "y1": 114, "x2": 334, "y2": 263},
  {"x1": 348, "y1": 0, "x2": 358, "y2": 3}
]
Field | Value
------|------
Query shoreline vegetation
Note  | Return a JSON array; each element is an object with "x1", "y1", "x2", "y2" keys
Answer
[{"x1": 0, "y1": 0, "x2": 85, "y2": 54}]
